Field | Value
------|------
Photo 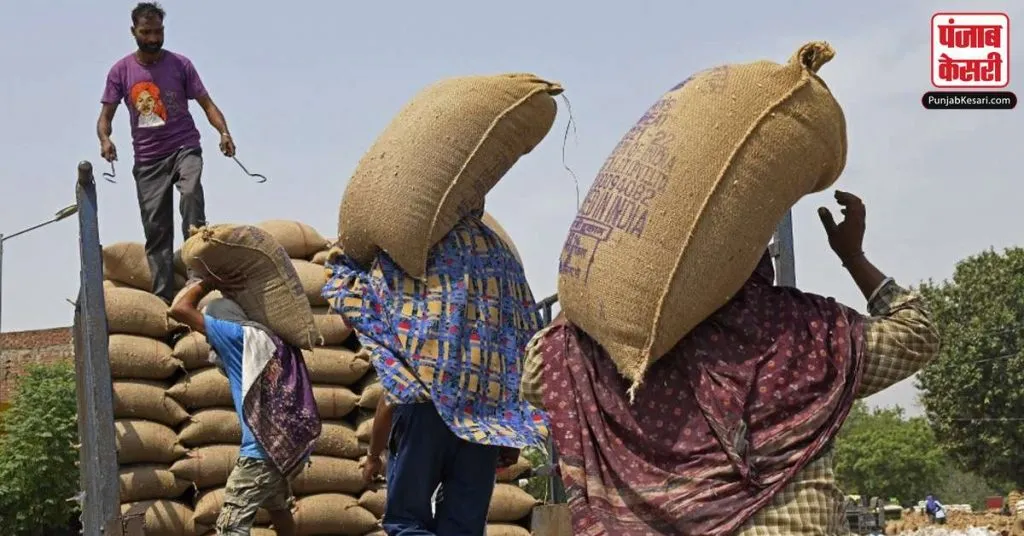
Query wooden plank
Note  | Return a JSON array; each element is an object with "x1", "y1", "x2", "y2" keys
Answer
[
  {"x1": 73, "y1": 160, "x2": 122, "y2": 533},
  {"x1": 531, "y1": 504, "x2": 572, "y2": 536}
]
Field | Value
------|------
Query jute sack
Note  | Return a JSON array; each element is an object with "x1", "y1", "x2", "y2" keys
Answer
[
  {"x1": 168, "y1": 368, "x2": 232, "y2": 409},
  {"x1": 292, "y1": 259, "x2": 329, "y2": 306},
  {"x1": 105, "y1": 286, "x2": 176, "y2": 338},
  {"x1": 103, "y1": 279, "x2": 128, "y2": 290},
  {"x1": 172, "y1": 332, "x2": 213, "y2": 370},
  {"x1": 311, "y1": 249, "x2": 331, "y2": 265},
  {"x1": 358, "y1": 487, "x2": 386, "y2": 518},
  {"x1": 169, "y1": 444, "x2": 239, "y2": 489},
  {"x1": 487, "y1": 524, "x2": 531, "y2": 536},
  {"x1": 338, "y1": 73, "x2": 562, "y2": 277},
  {"x1": 310, "y1": 307, "x2": 353, "y2": 346},
  {"x1": 312, "y1": 384, "x2": 359, "y2": 419},
  {"x1": 291, "y1": 455, "x2": 363, "y2": 495},
  {"x1": 557, "y1": 42, "x2": 847, "y2": 386},
  {"x1": 313, "y1": 421, "x2": 362, "y2": 459},
  {"x1": 120, "y1": 464, "x2": 190, "y2": 503},
  {"x1": 481, "y1": 212, "x2": 522, "y2": 264},
  {"x1": 193, "y1": 487, "x2": 271, "y2": 525},
  {"x1": 496, "y1": 456, "x2": 532, "y2": 482},
  {"x1": 355, "y1": 411, "x2": 374, "y2": 443},
  {"x1": 108, "y1": 334, "x2": 181, "y2": 380},
  {"x1": 178, "y1": 408, "x2": 241, "y2": 447},
  {"x1": 103, "y1": 242, "x2": 186, "y2": 291},
  {"x1": 257, "y1": 220, "x2": 329, "y2": 260},
  {"x1": 487, "y1": 483, "x2": 539, "y2": 522},
  {"x1": 120, "y1": 500, "x2": 205, "y2": 536},
  {"x1": 293, "y1": 493, "x2": 378, "y2": 536},
  {"x1": 116, "y1": 419, "x2": 186, "y2": 464},
  {"x1": 180, "y1": 224, "x2": 317, "y2": 349},
  {"x1": 357, "y1": 381, "x2": 383, "y2": 409},
  {"x1": 112, "y1": 380, "x2": 190, "y2": 427},
  {"x1": 302, "y1": 346, "x2": 371, "y2": 385}
]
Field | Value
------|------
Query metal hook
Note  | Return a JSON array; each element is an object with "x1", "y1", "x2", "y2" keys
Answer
[
  {"x1": 102, "y1": 161, "x2": 117, "y2": 183},
  {"x1": 232, "y1": 156, "x2": 267, "y2": 183}
]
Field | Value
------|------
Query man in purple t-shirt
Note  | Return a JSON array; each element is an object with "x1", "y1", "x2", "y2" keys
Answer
[{"x1": 97, "y1": 2, "x2": 236, "y2": 304}]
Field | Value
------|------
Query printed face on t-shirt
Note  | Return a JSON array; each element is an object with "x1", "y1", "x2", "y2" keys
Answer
[{"x1": 130, "y1": 81, "x2": 167, "y2": 129}]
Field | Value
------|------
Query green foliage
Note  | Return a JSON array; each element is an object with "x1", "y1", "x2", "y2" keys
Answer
[
  {"x1": 521, "y1": 446, "x2": 551, "y2": 502},
  {"x1": 915, "y1": 247, "x2": 1024, "y2": 488},
  {"x1": 0, "y1": 362, "x2": 80, "y2": 535},
  {"x1": 933, "y1": 464, "x2": 1006, "y2": 511},
  {"x1": 834, "y1": 401, "x2": 944, "y2": 503}
]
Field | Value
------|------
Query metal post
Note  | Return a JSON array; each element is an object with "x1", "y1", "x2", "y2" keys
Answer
[
  {"x1": 772, "y1": 210, "x2": 796, "y2": 287},
  {"x1": 0, "y1": 234, "x2": 4, "y2": 334},
  {"x1": 536, "y1": 293, "x2": 568, "y2": 505},
  {"x1": 72, "y1": 161, "x2": 122, "y2": 534}
]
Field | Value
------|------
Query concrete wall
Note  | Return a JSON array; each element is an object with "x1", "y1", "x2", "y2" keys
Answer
[{"x1": 0, "y1": 326, "x2": 73, "y2": 405}]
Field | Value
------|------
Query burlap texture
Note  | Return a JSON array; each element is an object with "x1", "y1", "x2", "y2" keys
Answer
[
  {"x1": 357, "y1": 381, "x2": 383, "y2": 409},
  {"x1": 312, "y1": 384, "x2": 359, "y2": 419},
  {"x1": 312, "y1": 421, "x2": 362, "y2": 459},
  {"x1": 120, "y1": 500, "x2": 204, "y2": 536},
  {"x1": 177, "y1": 408, "x2": 241, "y2": 447},
  {"x1": 115, "y1": 419, "x2": 186, "y2": 465},
  {"x1": 257, "y1": 219, "x2": 329, "y2": 260},
  {"x1": 358, "y1": 487, "x2": 386, "y2": 518},
  {"x1": 292, "y1": 259, "x2": 329, "y2": 306},
  {"x1": 496, "y1": 456, "x2": 533, "y2": 482},
  {"x1": 169, "y1": 444, "x2": 239, "y2": 489},
  {"x1": 292, "y1": 493, "x2": 378, "y2": 536},
  {"x1": 108, "y1": 334, "x2": 181, "y2": 380},
  {"x1": 557, "y1": 42, "x2": 847, "y2": 386},
  {"x1": 487, "y1": 483, "x2": 540, "y2": 522},
  {"x1": 290, "y1": 455, "x2": 364, "y2": 495},
  {"x1": 180, "y1": 224, "x2": 317, "y2": 349},
  {"x1": 103, "y1": 242, "x2": 186, "y2": 291},
  {"x1": 310, "y1": 307, "x2": 353, "y2": 346},
  {"x1": 119, "y1": 464, "x2": 190, "y2": 503},
  {"x1": 105, "y1": 286, "x2": 176, "y2": 339},
  {"x1": 112, "y1": 380, "x2": 190, "y2": 427},
  {"x1": 338, "y1": 73, "x2": 562, "y2": 277},
  {"x1": 171, "y1": 332, "x2": 213, "y2": 370},
  {"x1": 487, "y1": 524, "x2": 531, "y2": 536},
  {"x1": 302, "y1": 346, "x2": 371, "y2": 385},
  {"x1": 167, "y1": 368, "x2": 232, "y2": 409}
]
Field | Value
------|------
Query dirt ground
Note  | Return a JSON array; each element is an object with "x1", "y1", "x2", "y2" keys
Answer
[{"x1": 885, "y1": 511, "x2": 1024, "y2": 535}]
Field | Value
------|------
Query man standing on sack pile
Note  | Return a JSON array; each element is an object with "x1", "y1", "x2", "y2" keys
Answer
[
  {"x1": 521, "y1": 192, "x2": 941, "y2": 535},
  {"x1": 97, "y1": 2, "x2": 237, "y2": 304},
  {"x1": 322, "y1": 210, "x2": 549, "y2": 535},
  {"x1": 171, "y1": 277, "x2": 321, "y2": 536}
]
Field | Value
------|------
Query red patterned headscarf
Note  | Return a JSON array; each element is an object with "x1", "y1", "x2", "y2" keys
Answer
[{"x1": 540, "y1": 251, "x2": 866, "y2": 535}]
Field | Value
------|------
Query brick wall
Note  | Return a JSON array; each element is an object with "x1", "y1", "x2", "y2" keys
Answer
[{"x1": 0, "y1": 326, "x2": 74, "y2": 405}]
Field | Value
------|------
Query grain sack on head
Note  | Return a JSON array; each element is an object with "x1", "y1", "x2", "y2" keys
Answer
[
  {"x1": 310, "y1": 307, "x2": 353, "y2": 346},
  {"x1": 172, "y1": 332, "x2": 213, "y2": 370},
  {"x1": 169, "y1": 444, "x2": 239, "y2": 489},
  {"x1": 302, "y1": 346, "x2": 371, "y2": 385},
  {"x1": 168, "y1": 367, "x2": 232, "y2": 409},
  {"x1": 193, "y1": 487, "x2": 271, "y2": 526},
  {"x1": 257, "y1": 220, "x2": 329, "y2": 260},
  {"x1": 119, "y1": 465, "x2": 191, "y2": 503},
  {"x1": 312, "y1": 384, "x2": 359, "y2": 419},
  {"x1": 338, "y1": 73, "x2": 562, "y2": 277},
  {"x1": 120, "y1": 499, "x2": 203, "y2": 536},
  {"x1": 292, "y1": 259, "x2": 329, "y2": 306},
  {"x1": 178, "y1": 408, "x2": 242, "y2": 447},
  {"x1": 488, "y1": 483, "x2": 540, "y2": 523},
  {"x1": 557, "y1": 42, "x2": 847, "y2": 386},
  {"x1": 116, "y1": 419, "x2": 186, "y2": 464},
  {"x1": 291, "y1": 455, "x2": 364, "y2": 495},
  {"x1": 481, "y1": 212, "x2": 523, "y2": 265},
  {"x1": 108, "y1": 334, "x2": 181, "y2": 380},
  {"x1": 113, "y1": 380, "x2": 190, "y2": 427},
  {"x1": 103, "y1": 242, "x2": 187, "y2": 291},
  {"x1": 180, "y1": 224, "x2": 317, "y2": 349},
  {"x1": 293, "y1": 493, "x2": 378, "y2": 536},
  {"x1": 105, "y1": 286, "x2": 176, "y2": 338},
  {"x1": 312, "y1": 421, "x2": 362, "y2": 459}
]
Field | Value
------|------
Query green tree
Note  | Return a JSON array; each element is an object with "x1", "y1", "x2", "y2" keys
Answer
[
  {"x1": 0, "y1": 362, "x2": 80, "y2": 535},
  {"x1": 833, "y1": 401, "x2": 944, "y2": 503},
  {"x1": 916, "y1": 247, "x2": 1024, "y2": 488}
]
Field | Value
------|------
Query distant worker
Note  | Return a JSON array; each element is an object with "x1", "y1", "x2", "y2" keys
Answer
[
  {"x1": 925, "y1": 495, "x2": 947, "y2": 525},
  {"x1": 97, "y1": 2, "x2": 236, "y2": 304},
  {"x1": 171, "y1": 277, "x2": 322, "y2": 536},
  {"x1": 522, "y1": 191, "x2": 942, "y2": 535}
]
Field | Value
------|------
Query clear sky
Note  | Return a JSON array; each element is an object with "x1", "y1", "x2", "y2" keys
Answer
[{"x1": 0, "y1": 0, "x2": 1019, "y2": 416}]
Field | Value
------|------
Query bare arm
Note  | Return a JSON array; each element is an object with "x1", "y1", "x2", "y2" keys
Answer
[
  {"x1": 168, "y1": 281, "x2": 211, "y2": 334},
  {"x1": 367, "y1": 395, "x2": 394, "y2": 459},
  {"x1": 842, "y1": 254, "x2": 887, "y2": 300},
  {"x1": 96, "y1": 103, "x2": 117, "y2": 143},
  {"x1": 195, "y1": 94, "x2": 230, "y2": 136}
]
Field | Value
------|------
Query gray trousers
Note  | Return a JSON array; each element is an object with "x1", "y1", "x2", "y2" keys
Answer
[{"x1": 132, "y1": 147, "x2": 206, "y2": 302}]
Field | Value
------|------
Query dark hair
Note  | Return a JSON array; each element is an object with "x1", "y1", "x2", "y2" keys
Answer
[{"x1": 131, "y1": 2, "x2": 165, "y2": 25}]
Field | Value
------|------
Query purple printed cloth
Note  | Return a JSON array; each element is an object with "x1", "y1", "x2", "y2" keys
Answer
[{"x1": 241, "y1": 336, "x2": 322, "y2": 478}]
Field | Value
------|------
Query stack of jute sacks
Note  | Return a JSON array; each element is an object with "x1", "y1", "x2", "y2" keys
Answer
[
  {"x1": 102, "y1": 242, "x2": 205, "y2": 536},
  {"x1": 177, "y1": 220, "x2": 383, "y2": 535},
  {"x1": 557, "y1": 42, "x2": 849, "y2": 391}
]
